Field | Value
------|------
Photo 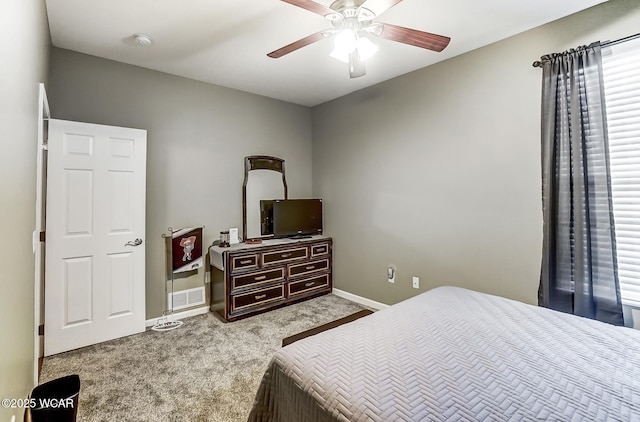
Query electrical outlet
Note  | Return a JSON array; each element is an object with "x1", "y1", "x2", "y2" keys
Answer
[
  {"x1": 412, "y1": 276, "x2": 419, "y2": 289},
  {"x1": 387, "y1": 265, "x2": 396, "y2": 283}
]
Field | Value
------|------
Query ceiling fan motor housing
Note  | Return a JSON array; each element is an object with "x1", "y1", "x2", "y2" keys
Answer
[
  {"x1": 328, "y1": 0, "x2": 376, "y2": 32},
  {"x1": 329, "y1": 0, "x2": 368, "y2": 12}
]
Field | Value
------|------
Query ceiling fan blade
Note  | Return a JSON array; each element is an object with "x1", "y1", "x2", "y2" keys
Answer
[
  {"x1": 359, "y1": 0, "x2": 404, "y2": 17},
  {"x1": 281, "y1": 0, "x2": 335, "y2": 17},
  {"x1": 267, "y1": 31, "x2": 327, "y2": 58},
  {"x1": 379, "y1": 23, "x2": 450, "y2": 52},
  {"x1": 348, "y1": 50, "x2": 366, "y2": 78}
]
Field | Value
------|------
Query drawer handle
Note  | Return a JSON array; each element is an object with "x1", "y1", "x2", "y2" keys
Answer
[
  {"x1": 255, "y1": 294, "x2": 267, "y2": 300},
  {"x1": 239, "y1": 259, "x2": 253, "y2": 265},
  {"x1": 316, "y1": 248, "x2": 326, "y2": 253},
  {"x1": 305, "y1": 265, "x2": 315, "y2": 270},
  {"x1": 281, "y1": 253, "x2": 292, "y2": 258},
  {"x1": 305, "y1": 282, "x2": 315, "y2": 287},
  {"x1": 254, "y1": 275, "x2": 267, "y2": 281}
]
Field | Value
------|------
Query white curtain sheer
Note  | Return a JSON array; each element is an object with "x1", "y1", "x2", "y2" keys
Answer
[{"x1": 602, "y1": 36, "x2": 640, "y2": 307}]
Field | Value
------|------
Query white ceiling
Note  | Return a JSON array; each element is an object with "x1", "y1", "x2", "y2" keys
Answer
[{"x1": 45, "y1": 0, "x2": 607, "y2": 107}]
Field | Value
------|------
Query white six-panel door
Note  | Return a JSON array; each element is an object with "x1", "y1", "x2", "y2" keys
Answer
[{"x1": 45, "y1": 119, "x2": 146, "y2": 356}]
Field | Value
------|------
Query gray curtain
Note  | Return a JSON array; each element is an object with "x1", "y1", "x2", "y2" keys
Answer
[{"x1": 538, "y1": 42, "x2": 624, "y2": 325}]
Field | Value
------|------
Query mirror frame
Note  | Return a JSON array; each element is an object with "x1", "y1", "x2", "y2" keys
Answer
[{"x1": 242, "y1": 155, "x2": 288, "y2": 242}]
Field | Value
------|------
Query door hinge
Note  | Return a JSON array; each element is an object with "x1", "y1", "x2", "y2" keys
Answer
[
  {"x1": 39, "y1": 231, "x2": 45, "y2": 242},
  {"x1": 38, "y1": 324, "x2": 44, "y2": 336}
]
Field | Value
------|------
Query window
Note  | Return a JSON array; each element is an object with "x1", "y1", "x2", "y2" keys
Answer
[{"x1": 602, "y1": 37, "x2": 640, "y2": 306}]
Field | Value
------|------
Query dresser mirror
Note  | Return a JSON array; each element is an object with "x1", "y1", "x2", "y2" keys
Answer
[{"x1": 243, "y1": 155, "x2": 288, "y2": 241}]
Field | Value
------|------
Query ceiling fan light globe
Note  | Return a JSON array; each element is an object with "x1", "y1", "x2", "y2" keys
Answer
[
  {"x1": 329, "y1": 48, "x2": 350, "y2": 63},
  {"x1": 330, "y1": 32, "x2": 378, "y2": 63},
  {"x1": 334, "y1": 30, "x2": 358, "y2": 52},
  {"x1": 357, "y1": 36, "x2": 378, "y2": 60}
]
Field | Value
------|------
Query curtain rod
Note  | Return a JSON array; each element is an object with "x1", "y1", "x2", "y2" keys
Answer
[
  {"x1": 601, "y1": 32, "x2": 640, "y2": 47},
  {"x1": 532, "y1": 32, "x2": 640, "y2": 68}
]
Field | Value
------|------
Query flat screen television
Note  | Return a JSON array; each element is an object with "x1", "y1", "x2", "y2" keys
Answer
[{"x1": 271, "y1": 199, "x2": 323, "y2": 239}]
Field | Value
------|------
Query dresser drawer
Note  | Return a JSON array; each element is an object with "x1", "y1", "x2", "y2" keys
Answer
[
  {"x1": 310, "y1": 242, "x2": 330, "y2": 258},
  {"x1": 288, "y1": 258, "x2": 329, "y2": 278},
  {"x1": 288, "y1": 274, "x2": 330, "y2": 297},
  {"x1": 230, "y1": 253, "x2": 259, "y2": 272},
  {"x1": 232, "y1": 285, "x2": 285, "y2": 312},
  {"x1": 262, "y1": 247, "x2": 308, "y2": 266},
  {"x1": 231, "y1": 267, "x2": 285, "y2": 290}
]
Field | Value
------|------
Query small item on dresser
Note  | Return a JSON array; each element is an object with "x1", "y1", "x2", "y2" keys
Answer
[
  {"x1": 219, "y1": 231, "x2": 230, "y2": 248},
  {"x1": 246, "y1": 238, "x2": 262, "y2": 244},
  {"x1": 229, "y1": 227, "x2": 240, "y2": 245}
]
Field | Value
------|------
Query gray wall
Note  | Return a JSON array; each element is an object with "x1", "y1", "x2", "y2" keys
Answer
[
  {"x1": 48, "y1": 48, "x2": 313, "y2": 319},
  {"x1": 311, "y1": 0, "x2": 640, "y2": 306},
  {"x1": 0, "y1": 0, "x2": 50, "y2": 416}
]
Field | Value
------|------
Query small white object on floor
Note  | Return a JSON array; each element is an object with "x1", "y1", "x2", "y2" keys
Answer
[{"x1": 151, "y1": 314, "x2": 183, "y2": 332}]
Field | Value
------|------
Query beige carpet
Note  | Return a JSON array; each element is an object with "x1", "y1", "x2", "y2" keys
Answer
[{"x1": 40, "y1": 294, "x2": 367, "y2": 422}]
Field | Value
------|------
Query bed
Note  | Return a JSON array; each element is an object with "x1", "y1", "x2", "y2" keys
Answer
[{"x1": 248, "y1": 286, "x2": 640, "y2": 421}]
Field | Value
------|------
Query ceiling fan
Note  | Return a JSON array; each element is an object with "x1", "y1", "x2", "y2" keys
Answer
[{"x1": 267, "y1": 0, "x2": 451, "y2": 78}]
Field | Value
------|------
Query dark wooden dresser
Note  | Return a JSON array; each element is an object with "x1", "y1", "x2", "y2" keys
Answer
[{"x1": 209, "y1": 236, "x2": 332, "y2": 321}]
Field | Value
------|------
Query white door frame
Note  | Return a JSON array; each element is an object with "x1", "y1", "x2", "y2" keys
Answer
[{"x1": 33, "y1": 83, "x2": 49, "y2": 384}]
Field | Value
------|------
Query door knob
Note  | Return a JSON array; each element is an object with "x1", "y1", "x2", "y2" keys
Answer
[{"x1": 125, "y1": 238, "x2": 143, "y2": 247}]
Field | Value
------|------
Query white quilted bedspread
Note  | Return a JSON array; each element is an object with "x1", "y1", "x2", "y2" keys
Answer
[{"x1": 248, "y1": 287, "x2": 640, "y2": 421}]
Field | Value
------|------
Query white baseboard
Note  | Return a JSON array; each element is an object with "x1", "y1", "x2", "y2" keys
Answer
[
  {"x1": 145, "y1": 305, "x2": 210, "y2": 328},
  {"x1": 332, "y1": 288, "x2": 389, "y2": 310}
]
